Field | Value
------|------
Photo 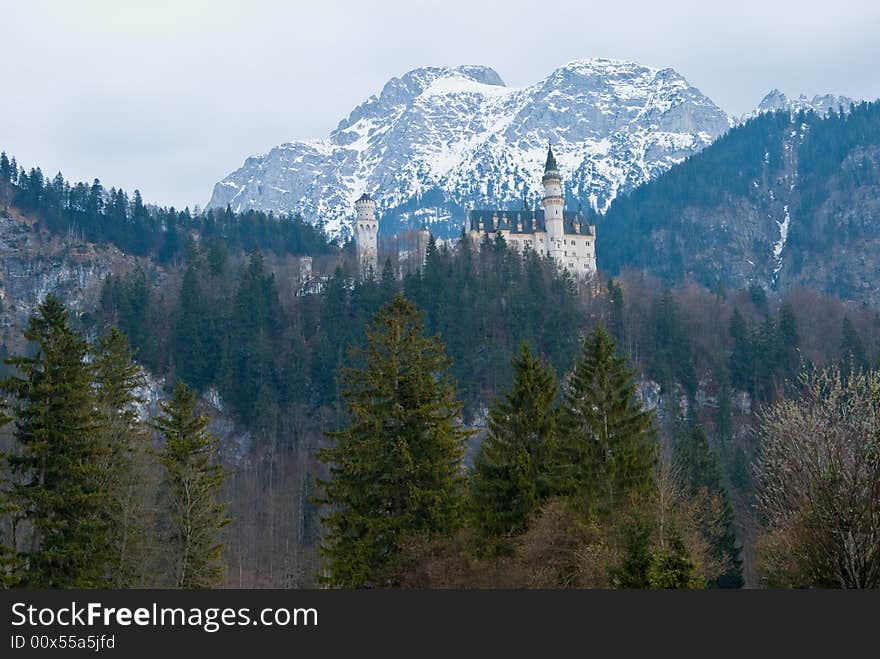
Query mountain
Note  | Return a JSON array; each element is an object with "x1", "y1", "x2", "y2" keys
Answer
[
  {"x1": 743, "y1": 89, "x2": 857, "y2": 122},
  {"x1": 208, "y1": 59, "x2": 733, "y2": 238},
  {"x1": 599, "y1": 100, "x2": 880, "y2": 305}
]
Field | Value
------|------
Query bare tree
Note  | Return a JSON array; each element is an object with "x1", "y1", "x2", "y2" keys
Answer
[{"x1": 755, "y1": 367, "x2": 880, "y2": 588}]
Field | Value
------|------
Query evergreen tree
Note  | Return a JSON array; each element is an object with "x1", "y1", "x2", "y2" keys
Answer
[
  {"x1": 607, "y1": 279, "x2": 625, "y2": 344},
  {"x1": 612, "y1": 518, "x2": 653, "y2": 588},
  {"x1": 728, "y1": 307, "x2": 753, "y2": 393},
  {"x1": 0, "y1": 399, "x2": 22, "y2": 586},
  {"x1": 552, "y1": 326, "x2": 656, "y2": 509},
  {"x1": 776, "y1": 302, "x2": 800, "y2": 379},
  {"x1": 316, "y1": 295, "x2": 469, "y2": 587},
  {"x1": 0, "y1": 152, "x2": 11, "y2": 183},
  {"x1": 674, "y1": 426, "x2": 743, "y2": 588},
  {"x1": 470, "y1": 342, "x2": 558, "y2": 552},
  {"x1": 223, "y1": 250, "x2": 281, "y2": 430},
  {"x1": 648, "y1": 289, "x2": 695, "y2": 393},
  {"x1": 93, "y1": 328, "x2": 154, "y2": 587},
  {"x1": 646, "y1": 535, "x2": 704, "y2": 589},
  {"x1": 154, "y1": 381, "x2": 230, "y2": 588},
  {"x1": 840, "y1": 316, "x2": 867, "y2": 375},
  {"x1": 1, "y1": 295, "x2": 110, "y2": 587},
  {"x1": 715, "y1": 367, "x2": 733, "y2": 441},
  {"x1": 172, "y1": 263, "x2": 218, "y2": 390},
  {"x1": 380, "y1": 258, "x2": 397, "y2": 301}
]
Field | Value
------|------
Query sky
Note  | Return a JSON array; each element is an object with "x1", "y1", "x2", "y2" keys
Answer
[{"x1": 2, "y1": 0, "x2": 879, "y2": 209}]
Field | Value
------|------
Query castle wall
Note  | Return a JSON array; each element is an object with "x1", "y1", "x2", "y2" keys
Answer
[{"x1": 469, "y1": 227, "x2": 597, "y2": 279}]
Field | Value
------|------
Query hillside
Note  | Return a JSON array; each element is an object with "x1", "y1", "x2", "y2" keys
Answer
[{"x1": 599, "y1": 100, "x2": 880, "y2": 304}]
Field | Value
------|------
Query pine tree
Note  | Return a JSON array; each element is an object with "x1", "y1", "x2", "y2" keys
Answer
[
  {"x1": 0, "y1": 398, "x2": 22, "y2": 586},
  {"x1": 646, "y1": 535, "x2": 704, "y2": 589},
  {"x1": 728, "y1": 307, "x2": 752, "y2": 393},
  {"x1": 316, "y1": 294, "x2": 469, "y2": 587},
  {"x1": 607, "y1": 279, "x2": 625, "y2": 344},
  {"x1": 674, "y1": 426, "x2": 743, "y2": 588},
  {"x1": 0, "y1": 152, "x2": 11, "y2": 183},
  {"x1": 380, "y1": 258, "x2": 397, "y2": 302},
  {"x1": 154, "y1": 381, "x2": 230, "y2": 588},
  {"x1": 840, "y1": 316, "x2": 867, "y2": 375},
  {"x1": 470, "y1": 342, "x2": 558, "y2": 552},
  {"x1": 1, "y1": 295, "x2": 110, "y2": 587},
  {"x1": 93, "y1": 328, "x2": 154, "y2": 587},
  {"x1": 776, "y1": 302, "x2": 800, "y2": 379},
  {"x1": 173, "y1": 263, "x2": 218, "y2": 389},
  {"x1": 611, "y1": 517, "x2": 653, "y2": 588},
  {"x1": 552, "y1": 325, "x2": 656, "y2": 510}
]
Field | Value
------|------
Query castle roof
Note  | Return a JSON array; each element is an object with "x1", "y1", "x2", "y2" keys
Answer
[
  {"x1": 544, "y1": 145, "x2": 558, "y2": 173},
  {"x1": 467, "y1": 208, "x2": 594, "y2": 236},
  {"x1": 356, "y1": 192, "x2": 373, "y2": 203}
]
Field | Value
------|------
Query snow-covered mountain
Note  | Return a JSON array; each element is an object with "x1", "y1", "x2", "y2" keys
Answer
[
  {"x1": 208, "y1": 59, "x2": 733, "y2": 239},
  {"x1": 743, "y1": 89, "x2": 857, "y2": 121}
]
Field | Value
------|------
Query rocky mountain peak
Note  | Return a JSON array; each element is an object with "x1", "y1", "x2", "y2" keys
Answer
[{"x1": 208, "y1": 58, "x2": 733, "y2": 238}]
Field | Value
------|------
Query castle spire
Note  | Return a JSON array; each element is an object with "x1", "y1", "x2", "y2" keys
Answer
[{"x1": 544, "y1": 143, "x2": 558, "y2": 173}]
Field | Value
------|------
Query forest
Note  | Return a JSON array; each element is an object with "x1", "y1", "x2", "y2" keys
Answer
[
  {"x1": 0, "y1": 147, "x2": 879, "y2": 588},
  {"x1": 598, "y1": 100, "x2": 880, "y2": 297}
]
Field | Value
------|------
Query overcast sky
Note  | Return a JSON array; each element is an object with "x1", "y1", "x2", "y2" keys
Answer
[{"x1": 2, "y1": 0, "x2": 879, "y2": 209}]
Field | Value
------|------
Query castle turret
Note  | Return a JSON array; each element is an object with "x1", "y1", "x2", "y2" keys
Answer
[
  {"x1": 541, "y1": 145, "x2": 564, "y2": 263},
  {"x1": 354, "y1": 192, "x2": 378, "y2": 278}
]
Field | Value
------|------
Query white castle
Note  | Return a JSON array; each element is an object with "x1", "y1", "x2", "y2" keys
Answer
[{"x1": 355, "y1": 145, "x2": 597, "y2": 279}]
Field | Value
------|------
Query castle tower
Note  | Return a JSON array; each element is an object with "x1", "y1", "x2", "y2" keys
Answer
[
  {"x1": 354, "y1": 192, "x2": 378, "y2": 278},
  {"x1": 541, "y1": 145, "x2": 564, "y2": 263}
]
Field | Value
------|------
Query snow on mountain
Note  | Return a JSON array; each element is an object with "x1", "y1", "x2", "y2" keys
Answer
[
  {"x1": 743, "y1": 89, "x2": 858, "y2": 122},
  {"x1": 207, "y1": 59, "x2": 733, "y2": 239}
]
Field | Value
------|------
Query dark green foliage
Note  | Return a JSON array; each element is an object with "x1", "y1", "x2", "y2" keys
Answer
[
  {"x1": 646, "y1": 536, "x2": 703, "y2": 589},
  {"x1": 99, "y1": 268, "x2": 159, "y2": 371},
  {"x1": 607, "y1": 278, "x2": 625, "y2": 343},
  {"x1": 93, "y1": 328, "x2": 154, "y2": 587},
  {"x1": 612, "y1": 519, "x2": 653, "y2": 588},
  {"x1": 647, "y1": 290, "x2": 695, "y2": 394},
  {"x1": 749, "y1": 284, "x2": 768, "y2": 311},
  {"x1": 599, "y1": 110, "x2": 794, "y2": 281},
  {"x1": 674, "y1": 426, "x2": 743, "y2": 588},
  {"x1": 173, "y1": 263, "x2": 221, "y2": 390},
  {"x1": 470, "y1": 342, "x2": 558, "y2": 553},
  {"x1": 793, "y1": 101, "x2": 880, "y2": 243},
  {"x1": 222, "y1": 251, "x2": 283, "y2": 431},
  {"x1": 729, "y1": 303, "x2": 800, "y2": 403},
  {"x1": 776, "y1": 303, "x2": 800, "y2": 379},
  {"x1": 0, "y1": 399, "x2": 21, "y2": 587},
  {"x1": 840, "y1": 316, "x2": 867, "y2": 375},
  {"x1": 0, "y1": 153, "x2": 330, "y2": 262},
  {"x1": 316, "y1": 295, "x2": 469, "y2": 587},
  {"x1": 404, "y1": 238, "x2": 581, "y2": 417},
  {"x1": 552, "y1": 326, "x2": 656, "y2": 508},
  {"x1": 154, "y1": 381, "x2": 230, "y2": 588},
  {"x1": 600, "y1": 101, "x2": 880, "y2": 299},
  {"x1": 1, "y1": 295, "x2": 110, "y2": 587}
]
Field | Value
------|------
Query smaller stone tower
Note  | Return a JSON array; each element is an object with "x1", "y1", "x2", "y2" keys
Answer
[
  {"x1": 354, "y1": 192, "x2": 378, "y2": 278},
  {"x1": 541, "y1": 144, "x2": 564, "y2": 264}
]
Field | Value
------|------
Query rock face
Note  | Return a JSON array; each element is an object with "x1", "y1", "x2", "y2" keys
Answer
[
  {"x1": 600, "y1": 96, "x2": 880, "y2": 306},
  {"x1": 208, "y1": 59, "x2": 733, "y2": 239},
  {"x1": 0, "y1": 209, "x2": 140, "y2": 346}
]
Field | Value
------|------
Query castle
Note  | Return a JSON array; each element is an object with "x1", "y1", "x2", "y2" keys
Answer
[{"x1": 355, "y1": 145, "x2": 597, "y2": 279}]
